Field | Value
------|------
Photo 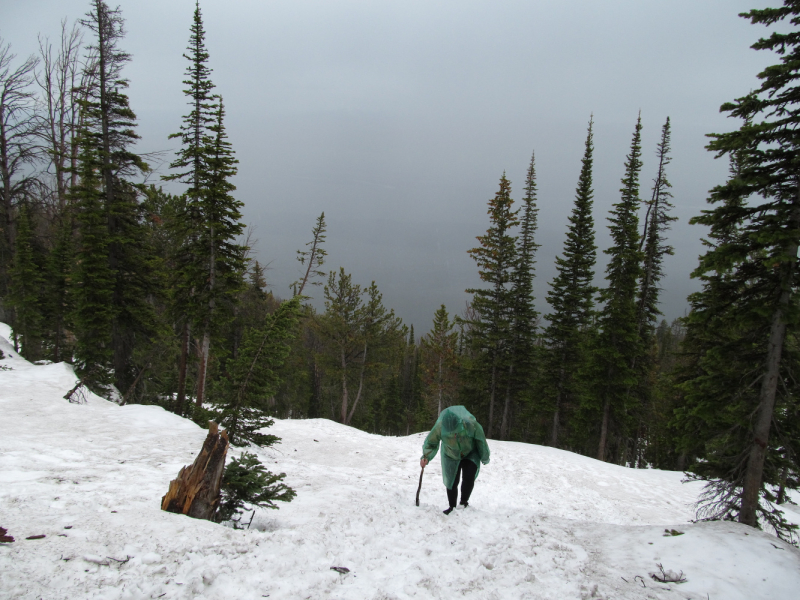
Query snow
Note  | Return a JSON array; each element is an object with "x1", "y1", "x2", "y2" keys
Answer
[{"x1": 1, "y1": 323, "x2": 799, "y2": 600}]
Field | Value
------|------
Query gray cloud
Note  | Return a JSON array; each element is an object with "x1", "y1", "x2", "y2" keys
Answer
[{"x1": 3, "y1": 0, "x2": 778, "y2": 332}]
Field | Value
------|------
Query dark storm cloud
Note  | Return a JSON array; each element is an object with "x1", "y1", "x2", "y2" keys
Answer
[{"x1": 2, "y1": 0, "x2": 779, "y2": 332}]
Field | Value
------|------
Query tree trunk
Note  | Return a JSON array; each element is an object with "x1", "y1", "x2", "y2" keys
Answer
[
  {"x1": 175, "y1": 322, "x2": 189, "y2": 415},
  {"x1": 738, "y1": 202, "x2": 800, "y2": 527},
  {"x1": 346, "y1": 341, "x2": 368, "y2": 425},
  {"x1": 340, "y1": 347, "x2": 349, "y2": 423},
  {"x1": 488, "y1": 356, "x2": 497, "y2": 438},
  {"x1": 161, "y1": 421, "x2": 229, "y2": 521},
  {"x1": 777, "y1": 465, "x2": 789, "y2": 505},
  {"x1": 437, "y1": 355, "x2": 443, "y2": 416},
  {"x1": 598, "y1": 395, "x2": 610, "y2": 461},
  {"x1": 500, "y1": 363, "x2": 514, "y2": 440},
  {"x1": 195, "y1": 329, "x2": 210, "y2": 408},
  {"x1": 550, "y1": 358, "x2": 566, "y2": 447}
]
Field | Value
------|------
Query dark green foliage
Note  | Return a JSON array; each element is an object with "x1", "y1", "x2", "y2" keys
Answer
[
  {"x1": 164, "y1": 4, "x2": 246, "y2": 409},
  {"x1": 72, "y1": 0, "x2": 154, "y2": 395},
  {"x1": 8, "y1": 204, "x2": 45, "y2": 359},
  {"x1": 542, "y1": 117, "x2": 598, "y2": 448},
  {"x1": 674, "y1": 1, "x2": 800, "y2": 539},
  {"x1": 214, "y1": 297, "x2": 302, "y2": 446},
  {"x1": 293, "y1": 211, "x2": 327, "y2": 297},
  {"x1": 464, "y1": 174, "x2": 519, "y2": 437},
  {"x1": 589, "y1": 115, "x2": 645, "y2": 462},
  {"x1": 501, "y1": 152, "x2": 541, "y2": 440},
  {"x1": 420, "y1": 305, "x2": 459, "y2": 419},
  {"x1": 44, "y1": 213, "x2": 75, "y2": 363},
  {"x1": 164, "y1": 0, "x2": 217, "y2": 194},
  {"x1": 314, "y1": 271, "x2": 403, "y2": 428},
  {"x1": 638, "y1": 118, "x2": 676, "y2": 332},
  {"x1": 71, "y1": 134, "x2": 114, "y2": 390},
  {"x1": 217, "y1": 452, "x2": 296, "y2": 525}
]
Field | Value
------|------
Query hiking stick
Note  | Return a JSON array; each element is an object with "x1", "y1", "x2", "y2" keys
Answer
[{"x1": 415, "y1": 465, "x2": 425, "y2": 506}]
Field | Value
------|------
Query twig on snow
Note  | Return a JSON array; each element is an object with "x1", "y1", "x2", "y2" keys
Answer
[
  {"x1": 650, "y1": 563, "x2": 687, "y2": 584},
  {"x1": 634, "y1": 575, "x2": 647, "y2": 588}
]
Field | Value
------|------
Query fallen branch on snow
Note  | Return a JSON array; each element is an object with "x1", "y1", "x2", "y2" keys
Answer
[{"x1": 650, "y1": 563, "x2": 687, "y2": 584}]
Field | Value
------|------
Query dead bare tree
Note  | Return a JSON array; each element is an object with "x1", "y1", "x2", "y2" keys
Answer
[
  {"x1": 0, "y1": 39, "x2": 40, "y2": 294},
  {"x1": 35, "y1": 20, "x2": 85, "y2": 211}
]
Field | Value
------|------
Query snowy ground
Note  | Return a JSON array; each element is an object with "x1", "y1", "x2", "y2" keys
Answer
[{"x1": 1, "y1": 323, "x2": 799, "y2": 600}]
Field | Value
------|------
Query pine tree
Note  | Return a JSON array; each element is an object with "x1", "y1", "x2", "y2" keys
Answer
[
  {"x1": 676, "y1": 0, "x2": 800, "y2": 536},
  {"x1": 164, "y1": 1, "x2": 242, "y2": 413},
  {"x1": 164, "y1": 0, "x2": 216, "y2": 195},
  {"x1": 71, "y1": 135, "x2": 114, "y2": 388},
  {"x1": 217, "y1": 452, "x2": 296, "y2": 524},
  {"x1": 420, "y1": 305, "x2": 459, "y2": 417},
  {"x1": 0, "y1": 41, "x2": 39, "y2": 298},
  {"x1": 193, "y1": 98, "x2": 246, "y2": 407},
  {"x1": 543, "y1": 117, "x2": 598, "y2": 447},
  {"x1": 465, "y1": 174, "x2": 519, "y2": 437},
  {"x1": 592, "y1": 115, "x2": 644, "y2": 462},
  {"x1": 349, "y1": 281, "x2": 401, "y2": 426},
  {"x1": 293, "y1": 211, "x2": 327, "y2": 297},
  {"x1": 214, "y1": 297, "x2": 301, "y2": 446},
  {"x1": 44, "y1": 211, "x2": 75, "y2": 362},
  {"x1": 629, "y1": 117, "x2": 677, "y2": 467},
  {"x1": 317, "y1": 268, "x2": 365, "y2": 424},
  {"x1": 7, "y1": 204, "x2": 45, "y2": 359},
  {"x1": 637, "y1": 117, "x2": 676, "y2": 333},
  {"x1": 73, "y1": 0, "x2": 152, "y2": 395},
  {"x1": 501, "y1": 152, "x2": 540, "y2": 440}
]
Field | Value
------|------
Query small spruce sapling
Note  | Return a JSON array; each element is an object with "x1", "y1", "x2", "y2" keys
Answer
[{"x1": 217, "y1": 452, "x2": 296, "y2": 526}]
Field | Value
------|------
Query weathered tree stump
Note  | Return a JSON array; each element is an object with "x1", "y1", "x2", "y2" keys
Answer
[{"x1": 161, "y1": 421, "x2": 229, "y2": 520}]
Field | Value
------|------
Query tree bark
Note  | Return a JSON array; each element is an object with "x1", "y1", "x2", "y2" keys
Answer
[
  {"x1": 161, "y1": 421, "x2": 229, "y2": 521},
  {"x1": 488, "y1": 357, "x2": 497, "y2": 438},
  {"x1": 340, "y1": 347, "x2": 349, "y2": 423},
  {"x1": 346, "y1": 340, "x2": 368, "y2": 425},
  {"x1": 175, "y1": 322, "x2": 189, "y2": 416},
  {"x1": 195, "y1": 329, "x2": 210, "y2": 408},
  {"x1": 739, "y1": 202, "x2": 800, "y2": 527},
  {"x1": 598, "y1": 395, "x2": 610, "y2": 462},
  {"x1": 550, "y1": 358, "x2": 566, "y2": 447},
  {"x1": 500, "y1": 363, "x2": 514, "y2": 440},
  {"x1": 437, "y1": 354, "x2": 443, "y2": 416}
]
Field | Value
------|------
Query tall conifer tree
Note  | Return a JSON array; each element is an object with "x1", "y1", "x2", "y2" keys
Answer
[
  {"x1": 628, "y1": 117, "x2": 676, "y2": 466},
  {"x1": 677, "y1": 1, "x2": 800, "y2": 536},
  {"x1": 71, "y1": 1, "x2": 151, "y2": 393},
  {"x1": 501, "y1": 152, "x2": 540, "y2": 439},
  {"x1": 592, "y1": 115, "x2": 644, "y2": 462},
  {"x1": 165, "y1": 4, "x2": 245, "y2": 410},
  {"x1": 465, "y1": 174, "x2": 519, "y2": 437},
  {"x1": 164, "y1": 1, "x2": 217, "y2": 412},
  {"x1": 543, "y1": 117, "x2": 598, "y2": 448},
  {"x1": 637, "y1": 117, "x2": 675, "y2": 333},
  {"x1": 8, "y1": 204, "x2": 45, "y2": 359},
  {"x1": 193, "y1": 98, "x2": 246, "y2": 406}
]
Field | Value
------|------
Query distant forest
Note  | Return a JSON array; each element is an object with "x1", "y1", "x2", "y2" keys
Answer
[{"x1": 1, "y1": 1, "x2": 799, "y2": 541}]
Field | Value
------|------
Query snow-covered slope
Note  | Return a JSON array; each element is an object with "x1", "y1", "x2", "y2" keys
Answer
[{"x1": 1, "y1": 323, "x2": 799, "y2": 600}]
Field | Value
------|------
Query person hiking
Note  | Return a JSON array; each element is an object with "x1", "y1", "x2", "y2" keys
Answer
[{"x1": 420, "y1": 405, "x2": 490, "y2": 514}]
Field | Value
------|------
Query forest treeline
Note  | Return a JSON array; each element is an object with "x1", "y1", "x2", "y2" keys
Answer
[{"x1": 1, "y1": 1, "x2": 799, "y2": 540}]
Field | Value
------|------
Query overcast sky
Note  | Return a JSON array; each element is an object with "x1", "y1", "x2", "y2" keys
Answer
[{"x1": 2, "y1": 0, "x2": 782, "y2": 333}]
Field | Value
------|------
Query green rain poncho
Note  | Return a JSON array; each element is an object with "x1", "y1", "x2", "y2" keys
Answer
[{"x1": 421, "y1": 406, "x2": 490, "y2": 490}]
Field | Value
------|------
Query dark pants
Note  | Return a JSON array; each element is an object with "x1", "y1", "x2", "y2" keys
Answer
[{"x1": 446, "y1": 459, "x2": 478, "y2": 508}]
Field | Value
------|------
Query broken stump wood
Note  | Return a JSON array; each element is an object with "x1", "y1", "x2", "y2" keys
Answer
[{"x1": 161, "y1": 421, "x2": 229, "y2": 520}]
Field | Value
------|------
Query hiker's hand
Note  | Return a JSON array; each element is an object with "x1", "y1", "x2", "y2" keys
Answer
[{"x1": 420, "y1": 458, "x2": 428, "y2": 468}]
